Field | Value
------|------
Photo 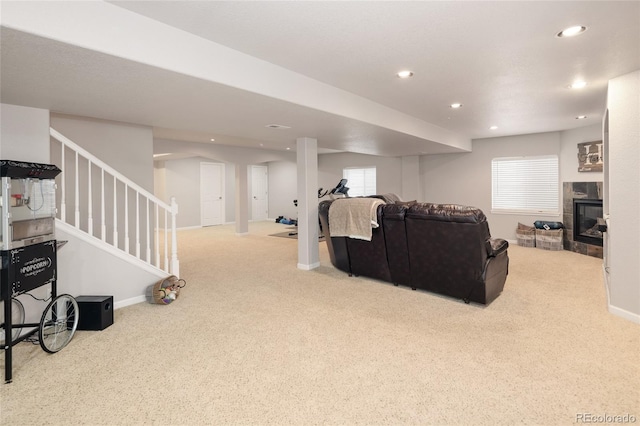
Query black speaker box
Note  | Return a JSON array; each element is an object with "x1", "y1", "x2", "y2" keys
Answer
[{"x1": 76, "y1": 295, "x2": 114, "y2": 331}]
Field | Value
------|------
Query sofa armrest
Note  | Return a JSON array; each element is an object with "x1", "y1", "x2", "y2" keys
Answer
[{"x1": 486, "y1": 238, "x2": 509, "y2": 257}]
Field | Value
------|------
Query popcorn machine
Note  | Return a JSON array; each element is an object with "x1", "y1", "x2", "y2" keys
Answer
[{"x1": 0, "y1": 160, "x2": 75, "y2": 384}]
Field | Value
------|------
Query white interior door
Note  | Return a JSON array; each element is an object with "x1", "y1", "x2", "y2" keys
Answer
[
  {"x1": 200, "y1": 162, "x2": 224, "y2": 226},
  {"x1": 251, "y1": 165, "x2": 268, "y2": 221}
]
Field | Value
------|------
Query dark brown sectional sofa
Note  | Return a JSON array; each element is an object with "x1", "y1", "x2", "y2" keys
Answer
[{"x1": 318, "y1": 195, "x2": 509, "y2": 305}]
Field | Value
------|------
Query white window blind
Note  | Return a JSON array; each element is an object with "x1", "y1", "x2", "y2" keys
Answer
[
  {"x1": 343, "y1": 167, "x2": 376, "y2": 197},
  {"x1": 491, "y1": 156, "x2": 559, "y2": 214}
]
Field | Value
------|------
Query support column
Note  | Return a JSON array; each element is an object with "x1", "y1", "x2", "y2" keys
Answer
[
  {"x1": 296, "y1": 137, "x2": 319, "y2": 270},
  {"x1": 235, "y1": 163, "x2": 249, "y2": 235}
]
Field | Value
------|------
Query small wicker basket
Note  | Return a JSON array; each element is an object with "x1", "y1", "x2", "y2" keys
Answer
[
  {"x1": 516, "y1": 223, "x2": 536, "y2": 248},
  {"x1": 149, "y1": 275, "x2": 186, "y2": 305},
  {"x1": 535, "y1": 228, "x2": 563, "y2": 251}
]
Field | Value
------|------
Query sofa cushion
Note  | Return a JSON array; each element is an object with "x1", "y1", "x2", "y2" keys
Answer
[
  {"x1": 370, "y1": 193, "x2": 402, "y2": 203},
  {"x1": 407, "y1": 203, "x2": 486, "y2": 223},
  {"x1": 395, "y1": 200, "x2": 417, "y2": 207},
  {"x1": 381, "y1": 203, "x2": 409, "y2": 221}
]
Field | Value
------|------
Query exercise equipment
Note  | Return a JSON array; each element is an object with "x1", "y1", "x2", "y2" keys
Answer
[{"x1": 288, "y1": 179, "x2": 350, "y2": 236}]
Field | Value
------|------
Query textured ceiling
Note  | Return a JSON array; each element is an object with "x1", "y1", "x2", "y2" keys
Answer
[{"x1": 2, "y1": 1, "x2": 639, "y2": 156}]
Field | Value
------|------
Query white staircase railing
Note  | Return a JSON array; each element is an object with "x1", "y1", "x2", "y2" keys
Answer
[{"x1": 50, "y1": 128, "x2": 179, "y2": 276}]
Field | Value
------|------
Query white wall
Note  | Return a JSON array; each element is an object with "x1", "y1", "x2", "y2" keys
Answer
[
  {"x1": 0, "y1": 103, "x2": 50, "y2": 163},
  {"x1": 153, "y1": 162, "x2": 166, "y2": 202},
  {"x1": 318, "y1": 152, "x2": 403, "y2": 197},
  {"x1": 155, "y1": 150, "x2": 402, "y2": 227},
  {"x1": 267, "y1": 152, "x2": 404, "y2": 220},
  {"x1": 421, "y1": 132, "x2": 561, "y2": 239},
  {"x1": 156, "y1": 157, "x2": 236, "y2": 228},
  {"x1": 56, "y1": 223, "x2": 165, "y2": 308},
  {"x1": 420, "y1": 126, "x2": 603, "y2": 240},
  {"x1": 401, "y1": 155, "x2": 421, "y2": 201},
  {"x1": 560, "y1": 124, "x2": 603, "y2": 183},
  {"x1": 154, "y1": 138, "x2": 299, "y2": 226},
  {"x1": 268, "y1": 160, "x2": 298, "y2": 219},
  {"x1": 0, "y1": 104, "x2": 52, "y2": 316},
  {"x1": 606, "y1": 70, "x2": 640, "y2": 321},
  {"x1": 50, "y1": 114, "x2": 154, "y2": 191},
  {"x1": 0, "y1": 108, "x2": 166, "y2": 308}
]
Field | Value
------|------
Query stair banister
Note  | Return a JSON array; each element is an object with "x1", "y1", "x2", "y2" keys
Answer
[{"x1": 50, "y1": 128, "x2": 179, "y2": 276}]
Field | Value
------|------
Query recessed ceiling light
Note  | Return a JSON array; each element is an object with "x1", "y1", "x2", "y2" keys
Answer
[
  {"x1": 259, "y1": 143, "x2": 264, "y2": 147},
  {"x1": 569, "y1": 80, "x2": 587, "y2": 89},
  {"x1": 576, "y1": 115, "x2": 587, "y2": 120},
  {"x1": 450, "y1": 103, "x2": 462, "y2": 109},
  {"x1": 286, "y1": 147, "x2": 291, "y2": 150},
  {"x1": 557, "y1": 25, "x2": 587, "y2": 38},
  {"x1": 489, "y1": 125, "x2": 498, "y2": 130},
  {"x1": 210, "y1": 138, "x2": 215, "y2": 142},
  {"x1": 153, "y1": 153, "x2": 172, "y2": 158},
  {"x1": 397, "y1": 70, "x2": 414, "y2": 78},
  {"x1": 265, "y1": 124, "x2": 291, "y2": 129}
]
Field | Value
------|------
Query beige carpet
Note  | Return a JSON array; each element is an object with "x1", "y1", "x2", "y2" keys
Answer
[{"x1": 1, "y1": 221, "x2": 638, "y2": 425}]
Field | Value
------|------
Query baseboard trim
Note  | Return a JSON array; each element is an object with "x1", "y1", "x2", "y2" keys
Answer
[
  {"x1": 608, "y1": 304, "x2": 640, "y2": 324},
  {"x1": 236, "y1": 232, "x2": 249, "y2": 236},
  {"x1": 297, "y1": 262, "x2": 320, "y2": 270},
  {"x1": 178, "y1": 225, "x2": 202, "y2": 231},
  {"x1": 114, "y1": 295, "x2": 147, "y2": 310}
]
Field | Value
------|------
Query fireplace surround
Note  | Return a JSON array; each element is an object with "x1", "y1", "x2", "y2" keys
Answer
[
  {"x1": 573, "y1": 199, "x2": 603, "y2": 246},
  {"x1": 562, "y1": 182, "x2": 603, "y2": 258}
]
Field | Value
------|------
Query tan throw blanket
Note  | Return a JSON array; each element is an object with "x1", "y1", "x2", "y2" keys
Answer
[{"x1": 328, "y1": 198, "x2": 385, "y2": 241}]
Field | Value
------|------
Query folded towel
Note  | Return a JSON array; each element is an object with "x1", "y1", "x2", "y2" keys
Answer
[{"x1": 328, "y1": 198, "x2": 385, "y2": 241}]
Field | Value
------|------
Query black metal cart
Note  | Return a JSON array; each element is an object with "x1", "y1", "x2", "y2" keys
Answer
[{"x1": 0, "y1": 160, "x2": 78, "y2": 383}]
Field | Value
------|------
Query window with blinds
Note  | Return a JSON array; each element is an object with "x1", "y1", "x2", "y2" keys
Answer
[
  {"x1": 491, "y1": 155, "x2": 559, "y2": 214},
  {"x1": 343, "y1": 167, "x2": 376, "y2": 197}
]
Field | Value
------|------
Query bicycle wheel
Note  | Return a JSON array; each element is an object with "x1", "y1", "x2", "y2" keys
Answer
[
  {"x1": 39, "y1": 294, "x2": 78, "y2": 353},
  {"x1": 0, "y1": 298, "x2": 25, "y2": 346}
]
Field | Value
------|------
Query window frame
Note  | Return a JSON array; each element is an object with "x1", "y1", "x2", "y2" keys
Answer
[
  {"x1": 342, "y1": 166, "x2": 377, "y2": 197},
  {"x1": 491, "y1": 155, "x2": 560, "y2": 215}
]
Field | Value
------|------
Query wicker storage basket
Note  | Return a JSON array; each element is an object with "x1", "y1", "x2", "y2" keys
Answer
[
  {"x1": 516, "y1": 223, "x2": 536, "y2": 247},
  {"x1": 148, "y1": 275, "x2": 186, "y2": 304},
  {"x1": 535, "y1": 228, "x2": 563, "y2": 251}
]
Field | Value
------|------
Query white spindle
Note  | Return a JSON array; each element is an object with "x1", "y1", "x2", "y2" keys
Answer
[
  {"x1": 155, "y1": 203, "x2": 160, "y2": 267},
  {"x1": 164, "y1": 209, "x2": 169, "y2": 272},
  {"x1": 124, "y1": 184, "x2": 129, "y2": 254},
  {"x1": 74, "y1": 151, "x2": 80, "y2": 228},
  {"x1": 60, "y1": 145, "x2": 66, "y2": 222},
  {"x1": 49, "y1": 128, "x2": 179, "y2": 275},
  {"x1": 113, "y1": 175, "x2": 118, "y2": 248},
  {"x1": 135, "y1": 192, "x2": 140, "y2": 259},
  {"x1": 87, "y1": 159, "x2": 93, "y2": 236},
  {"x1": 146, "y1": 198, "x2": 151, "y2": 262},
  {"x1": 101, "y1": 169, "x2": 106, "y2": 242}
]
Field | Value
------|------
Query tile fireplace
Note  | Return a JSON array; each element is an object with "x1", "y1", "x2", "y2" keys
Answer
[
  {"x1": 563, "y1": 182, "x2": 603, "y2": 258},
  {"x1": 573, "y1": 199, "x2": 603, "y2": 247}
]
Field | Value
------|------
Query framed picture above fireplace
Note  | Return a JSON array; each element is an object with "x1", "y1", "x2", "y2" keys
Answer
[{"x1": 577, "y1": 141, "x2": 603, "y2": 172}]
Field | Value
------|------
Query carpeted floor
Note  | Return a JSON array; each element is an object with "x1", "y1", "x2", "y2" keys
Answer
[{"x1": 1, "y1": 221, "x2": 638, "y2": 425}]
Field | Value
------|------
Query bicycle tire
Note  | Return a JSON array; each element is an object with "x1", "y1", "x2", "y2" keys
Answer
[
  {"x1": 39, "y1": 294, "x2": 78, "y2": 353},
  {"x1": 0, "y1": 298, "x2": 25, "y2": 345}
]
